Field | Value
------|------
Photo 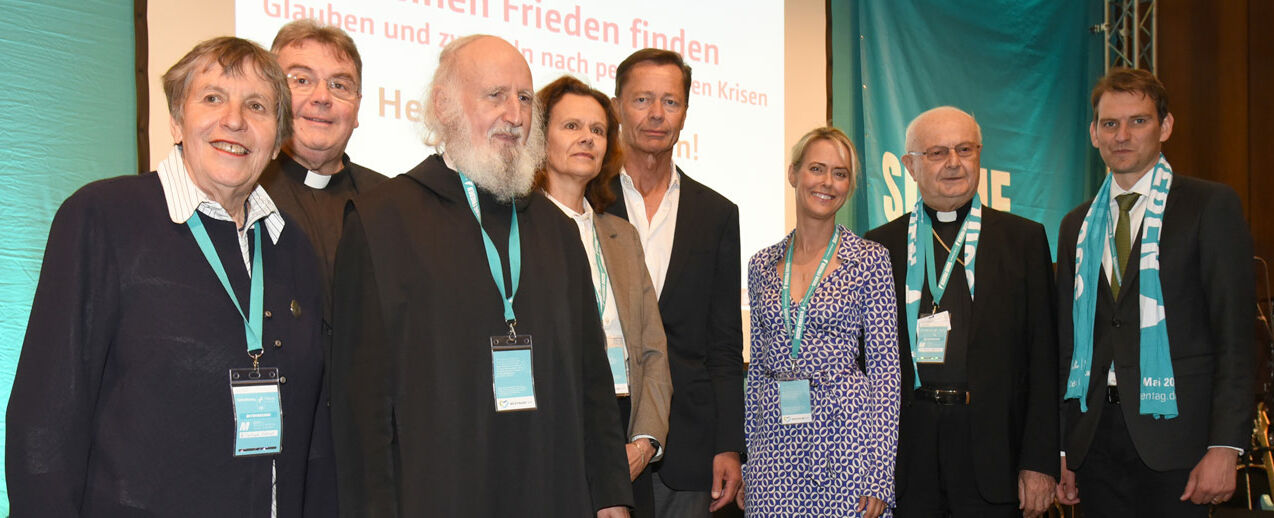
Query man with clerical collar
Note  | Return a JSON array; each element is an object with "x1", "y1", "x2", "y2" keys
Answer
[
  {"x1": 259, "y1": 19, "x2": 385, "y2": 290},
  {"x1": 603, "y1": 48, "x2": 744, "y2": 516},
  {"x1": 329, "y1": 34, "x2": 632, "y2": 517},
  {"x1": 866, "y1": 106, "x2": 1059, "y2": 517},
  {"x1": 1055, "y1": 67, "x2": 1254, "y2": 517}
]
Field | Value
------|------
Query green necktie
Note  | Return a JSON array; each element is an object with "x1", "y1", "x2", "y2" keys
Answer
[{"x1": 1111, "y1": 192, "x2": 1140, "y2": 298}]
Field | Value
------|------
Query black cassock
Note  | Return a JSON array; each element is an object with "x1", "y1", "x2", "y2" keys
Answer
[{"x1": 331, "y1": 154, "x2": 632, "y2": 517}]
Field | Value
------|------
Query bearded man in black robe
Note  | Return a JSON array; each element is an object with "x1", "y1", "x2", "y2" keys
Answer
[{"x1": 329, "y1": 34, "x2": 632, "y2": 517}]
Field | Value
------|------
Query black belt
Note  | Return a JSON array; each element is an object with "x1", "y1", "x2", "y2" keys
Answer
[
  {"x1": 1105, "y1": 385, "x2": 1120, "y2": 404},
  {"x1": 914, "y1": 387, "x2": 970, "y2": 405}
]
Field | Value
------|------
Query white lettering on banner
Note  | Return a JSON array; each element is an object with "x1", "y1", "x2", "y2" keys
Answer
[
  {"x1": 977, "y1": 168, "x2": 1012, "y2": 212},
  {"x1": 879, "y1": 152, "x2": 1015, "y2": 220},
  {"x1": 881, "y1": 151, "x2": 912, "y2": 221}
]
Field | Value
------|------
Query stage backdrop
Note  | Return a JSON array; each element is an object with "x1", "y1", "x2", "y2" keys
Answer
[
  {"x1": 0, "y1": 0, "x2": 137, "y2": 512},
  {"x1": 235, "y1": 0, "x2": 787, "y2": 278},
  {"x1": 831, "y1": 0, "x2": 1106, "y2": 252}
]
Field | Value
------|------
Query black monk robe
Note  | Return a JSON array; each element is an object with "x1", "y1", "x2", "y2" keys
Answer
[{"x1": 330, "y1": 154, "x2": 632, "y2": 516}]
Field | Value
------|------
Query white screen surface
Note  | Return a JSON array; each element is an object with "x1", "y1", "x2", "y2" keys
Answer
[{"x1": 236, "y1": 0, "x2": 785, "y2": 279}]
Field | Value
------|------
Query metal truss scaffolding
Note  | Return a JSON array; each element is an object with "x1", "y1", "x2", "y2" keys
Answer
[{"x1": 1091, "y1": 0, "x2": 1158, "y2": 73}]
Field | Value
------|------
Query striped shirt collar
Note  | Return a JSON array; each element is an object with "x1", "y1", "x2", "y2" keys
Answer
[{"x1": 156, "y1": 147, "x2": 285, "y2": 244}]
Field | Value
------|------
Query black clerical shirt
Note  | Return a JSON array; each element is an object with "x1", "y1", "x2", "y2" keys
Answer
[{"x1": 916, "y1": 199, "x2": 974, "y2": 387}]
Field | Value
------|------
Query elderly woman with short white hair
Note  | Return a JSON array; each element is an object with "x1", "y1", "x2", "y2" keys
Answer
[{"x1": 6, "y1": 36, "x2": 335, "y2": 516}]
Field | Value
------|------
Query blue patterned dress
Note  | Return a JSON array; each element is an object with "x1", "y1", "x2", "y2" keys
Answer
[{"x1": 743, "y1": 226, "x2": 900, "y2": 517}]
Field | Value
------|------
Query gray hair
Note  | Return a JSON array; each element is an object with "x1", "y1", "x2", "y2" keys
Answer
[
  {"x1": 421, "y1": 34, "x2": 489, "y2": 149},
  {"x1": 163, "y1": 37, "x2": 292, "y2": 150}
]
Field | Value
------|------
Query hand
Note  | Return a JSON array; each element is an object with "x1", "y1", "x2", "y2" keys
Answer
[
  {"x1": 856, "y1": 495, "x2": 886, "y2": 518},
  {"x1": 735, "y1": 481, "x2": 746, "y2": 510},
  {"x1": 625, "y1": 441, "x2": 653, "y2": 481},
  {"x1": 1180, "y1": 448, "x2": 1238, "y2": 505},
  {"x1": 1057, "y1": 456, "x2": 1080, "y2": 505},
  {"x1": 708, "y1": 451, "x2": 742, "y2": 512},
  {"x1": 1018, "y1": 469, "x2": 1057, "y2": 518},
  {"x1": 596, "y1": 506, "x2": 630, "y2": 518}
]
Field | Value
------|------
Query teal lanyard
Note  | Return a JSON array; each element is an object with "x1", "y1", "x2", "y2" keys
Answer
[
  {"x1": 590, "y1": 220, "x2": 609, "y2": 316},
  {"x1": 458, "y1": 173, "x2": 521, "y2": 334},
  {"x1": 921, "y1": 212, "x2": 971, "y2": 310},
  {"x1": 781, "y1": 227, "x2": 840, "y2": 359},
  {"x1": 186, "y1": 214, "x2": 264, "y2": 365}
]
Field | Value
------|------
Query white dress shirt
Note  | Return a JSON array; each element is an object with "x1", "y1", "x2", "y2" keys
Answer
[
  {"x1": 1101, "y1": 171, "x2": 1152, "y2": 387},
  {"x1": 618, "y1": 161, "x2": 680, "y2": 298},
  {"x1": 157, "y1": 147, "x2": 285, "y2": 272},
  {"x1": 545, "y1": 194, "x2": 624, "y2": 342}
]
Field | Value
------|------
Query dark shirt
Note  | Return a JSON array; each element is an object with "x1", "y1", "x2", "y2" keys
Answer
[
  {"x1": 916, "y1": 199, "x2": 973, "y2": 387},
  {"x1": 259, "y1": 153, "x2": 386, "y2": 301}
]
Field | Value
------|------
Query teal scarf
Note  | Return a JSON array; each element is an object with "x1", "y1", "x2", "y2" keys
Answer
[
  {"x1": 1065, "y1": 154, "x2": 1177, "y2": 418},
  {"x1": 904, "y1": 195, "x2": 982, "y2": 389}
]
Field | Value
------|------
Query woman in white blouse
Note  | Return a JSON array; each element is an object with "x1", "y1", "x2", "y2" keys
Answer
[{"x1": 535, "y1": 75, "x2": 673, "y2": 517}]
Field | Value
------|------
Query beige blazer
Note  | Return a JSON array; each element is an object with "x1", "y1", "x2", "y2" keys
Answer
[{"x1": 594, "y1": 212, "x2": 673, "y2": 453}]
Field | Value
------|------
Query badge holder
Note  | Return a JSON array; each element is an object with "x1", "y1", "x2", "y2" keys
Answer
[
  {"x1": 491, "y1": 333, "x2": 537, "y2": 412},
  {"x1": 915, "y1": 311, "x2": 951, "y2": 364},
  {"x1": 229, "y1": 367, "x2": 282, "y2": 457},
  {"x1": 778, "y1": 379, "x2": 813, "y2": 425},
  {"x1": 606, "y1": 336, "x2": 630, "y2": 397}
]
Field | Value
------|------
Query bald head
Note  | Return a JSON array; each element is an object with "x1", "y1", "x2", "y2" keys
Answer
[
  {"x1": 904, "y1": 106, "x2": 982, "y2": 153},
  {"x1": 901, "y1": 106, "x2": 984, "y2": 211},
  {"x1": 421, "y1": 35, "x2": 542, "y2": 202},
  {"x1": 423, "y1": 35, "x2": 532, "y2": 147}
]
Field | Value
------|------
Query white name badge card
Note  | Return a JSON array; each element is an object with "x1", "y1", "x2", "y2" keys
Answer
[
  {"x1": 606, "y1": 336, "x2": 630, "y2": 396},
  {"x1": 229, "y1": 368, "x2": 282, "y2": 457},
  {"x1": 915, "y1": 311, "x2": 952, "y2": 364},
  {"x1": 778, "y1": 379, "x2": 813, "y2": 425},
  {"x1": 491, "y1": 334, "x2": 537, "y2": 412}
]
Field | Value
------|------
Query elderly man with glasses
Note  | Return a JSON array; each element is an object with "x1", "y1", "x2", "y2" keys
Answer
[{"x1": 866, "y1": 106, "x2": 1059, "y2": 518}]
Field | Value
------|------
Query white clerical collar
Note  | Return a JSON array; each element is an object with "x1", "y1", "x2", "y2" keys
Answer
[
  {"x1": 304, "y1": 170, "x2": 333, "y2": 189},
  {"x1": 936, "y1": 210, "x2": 957, "y2": 223}
]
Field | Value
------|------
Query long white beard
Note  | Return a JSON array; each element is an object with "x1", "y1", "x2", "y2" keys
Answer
[{"x1": 441, "y1": 108, "x2": 545, "y2": 203}]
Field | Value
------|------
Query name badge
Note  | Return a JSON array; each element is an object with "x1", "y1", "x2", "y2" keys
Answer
[
  {"x1": 229, "y1": 368, "x2": 282, "y2": 457},
  {"x1": 778, "y1": 379, "x2": 813, "y2": 425},
  {"x1": 915, "y1": 311, "x2": 952, "y2": 364},
  {"x1": 606, "y1": 336, "x2": 630, "y2": 397},
  {"x1": 491, "y1": 334, "x2": 537, "y2": 412}
]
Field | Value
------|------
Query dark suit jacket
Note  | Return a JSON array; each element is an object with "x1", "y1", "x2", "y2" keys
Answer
[
  {"x1": 259, "y1": 152, "x2": 386, "y2": 294},
  {"x1": 1056, "y1": 175, "x2": 1254, "y2": 471},
  {"x1": 866, "y1": 206, "x2": 1059, "y2": 502},
  {"x1": 606, "y1": 169, "x2": 745, "y2": 491}
]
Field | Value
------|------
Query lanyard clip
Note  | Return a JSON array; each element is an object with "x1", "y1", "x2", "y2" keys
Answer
[
  {"x1": 506, "y1": 320, "x2": 518, "y2": 342},
  {"x1": 249, "y1": 350, "x2": 263, "y2": 373}
]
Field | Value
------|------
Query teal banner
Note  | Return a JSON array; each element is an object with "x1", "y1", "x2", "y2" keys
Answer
[
  {"x1": 0, "y1": 0, "x2": 136, "y2": 511},
  {"x1": 831, "y1": 0, "x2": 1106, "y2": 252}
]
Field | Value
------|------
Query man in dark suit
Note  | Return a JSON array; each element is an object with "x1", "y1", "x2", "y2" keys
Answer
[
  {"x1": 260, "y1": 19, "x2": 385, "y2": 290},
  {"x1": 865, "y1": 106, "x2": 1058, "y2": 518},
  {"x1": 605, "y1": 48, "x2": 744, "y2": 516},
  {"x1": 1055, "y1": 67, "x2": 1254, "y2": 517}
]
